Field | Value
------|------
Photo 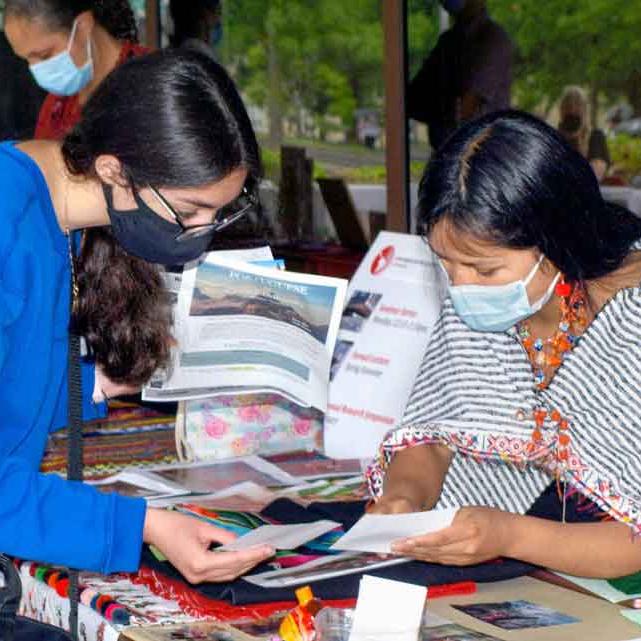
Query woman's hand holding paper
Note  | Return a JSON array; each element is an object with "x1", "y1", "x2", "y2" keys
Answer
[
  {"x1": 390, "y1": 506, "x2": 515, "y2": 566},
  {"x1": 143, "y1": 507, "x2": 275, "y2": 583}
]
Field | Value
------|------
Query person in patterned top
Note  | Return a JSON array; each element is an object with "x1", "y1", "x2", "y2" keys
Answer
[{"x1": 368, "y1": 110, "x2": 641, "y2": 580}]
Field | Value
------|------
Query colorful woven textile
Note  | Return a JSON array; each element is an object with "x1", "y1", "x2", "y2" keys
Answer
[
  {"x1": 18, "y1": 564, "x2": 199, "y2": 640},
  {"x1": 132, "y1": 565, "x2": 356, "y2": 622},
  {"x1": 16, "y1": 560, "x2": 133, "y2": 626},
  {"x1": 40, "y1": 402, "x2": 177, "y2": 480}
]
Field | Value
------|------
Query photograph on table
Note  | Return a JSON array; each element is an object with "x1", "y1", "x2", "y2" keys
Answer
[
  {"x1": 92, "y1": 480, "x2": 167, "y2": 499},
  {"x1": 263, "y1": 450, "x2": 363, "y2": 481},
  {"x1": 230, "y1": 612, "x2": 288, "y2": 638},
  {"x1": 244, "y1": 550, "x2": 409, "y2": 588},
  {"x1": 149, "y1": 458, "x2": 295, "y2": 493},
  {"x1": 452, "y1": 599, "x2": 579, "y2": 630}
]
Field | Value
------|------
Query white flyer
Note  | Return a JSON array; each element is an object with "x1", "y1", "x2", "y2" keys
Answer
[
  {"x1": 220, "y1": 520, "x2": 341, "y2": 551},
  {"x1": 143, "y1": 252, "x2": 347, "y2": 410},
  {"x1": 331, "y1": 508, "x2": 459, "y2": 554},
  {"x1": 324, "y1": 231, "x2": 445, "y2": 458},
  {"x1": 349, "y1": 575, "x2": 427, "y2": 641}
]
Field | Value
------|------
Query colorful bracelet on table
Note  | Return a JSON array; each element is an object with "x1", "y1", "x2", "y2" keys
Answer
[{"x1": 15, "y1": 560, "x2": 131, "y2": 626}]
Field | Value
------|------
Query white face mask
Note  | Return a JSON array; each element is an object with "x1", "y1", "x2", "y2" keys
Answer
[
  {"x1": 29, "y1": 17, "x2": 94, "y2": 96},
  {"x1": 444, "y1": 254, "x2": 561, "y2": 332}
]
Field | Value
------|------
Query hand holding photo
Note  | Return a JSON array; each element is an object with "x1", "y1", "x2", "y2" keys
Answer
[{"x1": 332, "y1": 508, "x2": 459, "y2": 554}]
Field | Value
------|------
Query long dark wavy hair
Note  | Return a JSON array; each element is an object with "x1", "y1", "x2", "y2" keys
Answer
[
  {"x1": 59, "y1": 49, "x2": 261, "y2": 386},
  {"x1": 4, "y1": 0, "x2": 139, "y2": 41},
  {"x1": 418, "y1": 110, "x2": 641, "y2": 284}
]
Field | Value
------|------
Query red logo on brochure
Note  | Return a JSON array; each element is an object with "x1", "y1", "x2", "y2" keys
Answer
[{"x1": 370, "y1": 245, "x2": 395, "y2": 275}]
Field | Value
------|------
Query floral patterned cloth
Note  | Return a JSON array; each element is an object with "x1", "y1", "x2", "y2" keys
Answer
[{"x1": 176, "y1": 393, "x2": 323, "y2": 461}]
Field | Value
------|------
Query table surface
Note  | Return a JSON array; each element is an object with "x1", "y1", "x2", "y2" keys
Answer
[
  {"x1": 426, "y1": 575, "x2": 641, "y2": 641},
  {"x1": 118, "y1": 575, "x2": 641, "y2": 641}
]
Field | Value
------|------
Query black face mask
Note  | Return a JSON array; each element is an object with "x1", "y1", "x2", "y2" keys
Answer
[{"x1": 103, "y1": 184, "x2": 213, "y2": 265}]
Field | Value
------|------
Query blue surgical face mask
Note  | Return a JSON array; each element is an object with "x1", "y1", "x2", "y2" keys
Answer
[
  {"x1": 29, "y1": 17, "x2": 93, "y2": 95},
  {"x1": 444, "y1": 255, "x2": 561, "y2": 332}
]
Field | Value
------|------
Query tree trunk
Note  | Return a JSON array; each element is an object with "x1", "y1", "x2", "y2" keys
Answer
[
  {"x1": 267, "y1": 24, "x2": 283, "y2": 148},
  {"x1": 590, "y1": 84, "x2": 599, "y2": 129},
  {"x1": 346, "y1": 77, "x2": 361, "y2": 144},
  {"x1": 626, "y1": 71, "x2": 641, "y2": 117}
]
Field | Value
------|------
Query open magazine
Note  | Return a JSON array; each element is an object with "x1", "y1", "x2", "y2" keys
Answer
[{"x1": 142, "y1": 248, "x2": 347, "y2": 410}]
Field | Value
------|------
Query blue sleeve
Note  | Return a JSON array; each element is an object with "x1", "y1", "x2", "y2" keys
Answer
[
  {"x1": 0, "y1": 145, "x2": 146, "y2": 573},
  {"x1": 0, "y1": 455, "x2": 146, "y2": 573},
  {"x1": 0, "y1": 318, "x2": 145, "y2": 572},
  {"x1": 0, "y1": 192, "x2": 139, "y2": 571},
  {"x1": 82, "y1": 359, "x2": 108, "y2": 421}
]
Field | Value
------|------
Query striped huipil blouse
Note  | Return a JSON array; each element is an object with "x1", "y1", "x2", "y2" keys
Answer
[{"x1": 367, "y1": 280, "x2": 641, "y2": 532}]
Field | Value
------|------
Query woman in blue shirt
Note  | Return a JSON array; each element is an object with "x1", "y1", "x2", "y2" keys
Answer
[{"x1": 0, "y1": 48, "x2": 273, "y2": 583}]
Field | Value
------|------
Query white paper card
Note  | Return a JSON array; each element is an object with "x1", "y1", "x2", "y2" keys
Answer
[
  {"x1": 332, "y1": 508, "x2": 459, "y2": 554},
  {"x1": 349, "y1": 575, "x2": 426, "y2": 641},
  {"x1": 220, "y1": 520, "x2": 340, "y2": 551}
]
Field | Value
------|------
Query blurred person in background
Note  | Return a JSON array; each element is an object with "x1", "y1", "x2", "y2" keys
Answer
[
  {"x1": 3, "y1": 0, "x2": 147, "y2": 140},
  {"x1": 169, "y1": 0, "x2": 272, "y2": 244},
  {"x1": 558, "y1": 86, "x2": 610, "y2": 183},
  {"x1": 169, "y1": 0, "x2": 222, "y2": 59},
  {"x1": 0, "y1": 30, "x2": 45, "y2": 140},
  {"x1": 408, "y1": 0, "x2": 513, "y2": 150}
]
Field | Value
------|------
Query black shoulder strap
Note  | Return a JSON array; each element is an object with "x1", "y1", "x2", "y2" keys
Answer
[
  {"x1": 67, "y1": 235, "x2": 84, "y2": 641},
  {"x1": 0, "y1": 555, "x2": 21, "y2": 641}
]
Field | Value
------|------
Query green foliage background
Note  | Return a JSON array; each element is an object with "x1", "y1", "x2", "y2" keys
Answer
[
  {"x1": 2, "y1": 0, "x2": 639, "y2": 175},
  {"x1": 220, "y1": 0, "x2": 641, "y2": 130}
]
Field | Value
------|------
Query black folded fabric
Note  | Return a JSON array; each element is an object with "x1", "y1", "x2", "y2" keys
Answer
[{"x1": 141, "y1": 499, "x2": 542, "y2": 605}]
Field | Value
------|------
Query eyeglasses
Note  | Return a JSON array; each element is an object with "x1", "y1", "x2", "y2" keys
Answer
[{"x1": 147, "y1": 185, "x2": 257, "y2": 242}]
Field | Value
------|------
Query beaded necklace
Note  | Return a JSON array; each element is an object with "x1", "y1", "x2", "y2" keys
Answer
[
  {"x1": 518, "y1": 278, "x2": 590, "y2": 520},
  {"x1": 516, "y1": 278, "x2": 589, "y2": 390}
]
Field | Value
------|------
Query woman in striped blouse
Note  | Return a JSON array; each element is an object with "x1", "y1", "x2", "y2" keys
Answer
[{"x1": 368, "y1": 110, "x2": 641, "y2": 578}]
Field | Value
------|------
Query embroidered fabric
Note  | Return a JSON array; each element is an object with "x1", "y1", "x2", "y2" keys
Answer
[{"x1": 367, "y1": 279, "x2": 641, "y2": 533}]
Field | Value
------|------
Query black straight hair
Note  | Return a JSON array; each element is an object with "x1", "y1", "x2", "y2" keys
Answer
[
  {"x1": 4, "y1": 0, "x2": 138, "y2": 42},
  {"x1": 62, "y1": 47, "x2": 262, "y2": 191},
  {"x1": 61, "y1": 49, "x2": 262, "y2": 386},
  {"x1": 418, "y1": 110, "x2": 641, "y2": 283}
]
